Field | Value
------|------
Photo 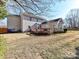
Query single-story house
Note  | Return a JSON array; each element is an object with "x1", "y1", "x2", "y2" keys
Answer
[
  {"x1": 48, "y1": 18, "x2": 65, "y2": 32},
  {"x1": 7, "y1": 13, "x2": 46, "y2": 33},
  {"x1": 35, "y1": 18, "x2": 65, "y2": 34},
  {"x1": 28, "y1": 18, "x2": 66, "y2": 34}
]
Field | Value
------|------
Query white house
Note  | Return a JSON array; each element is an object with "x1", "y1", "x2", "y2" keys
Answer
[
  {"x1": 20, "y1": 13, "x2": 46, "y2": 32},
  {"x1": 7, "y1": 13, "x2": 46, "y2": 32},
  {"x1": 48, "y1": 18, "x2": 65, "y2": 32}
]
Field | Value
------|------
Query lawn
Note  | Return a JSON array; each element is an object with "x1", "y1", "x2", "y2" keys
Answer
[
  {"x1": 2, "y1": 31, "x2": 79, "y2": 59},
  {"x1": 0, "y1": 36, "x2": 6, "y2": 59}
]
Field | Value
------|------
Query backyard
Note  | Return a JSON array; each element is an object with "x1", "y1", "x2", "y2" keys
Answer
[
  {"x1": 0, "y1": 31, "x2": 79, "y2": 59},
  {"x1": 0, "y1": 0, "x2": 79, "y2": 59}
]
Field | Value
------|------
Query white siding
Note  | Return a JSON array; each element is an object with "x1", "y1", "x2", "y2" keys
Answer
[
  {"x1": 54, "y1": 21, "x2": 64, "y2": 32},
  {"x1": 31, "y1": 18, "x2": 37, "y2": 22},
  {"x1": 21, "y1": 19, "x2": 40, "y2": 32},
  {"x1": 21, "y1": 14, "x2": 44, "y2": 32}
]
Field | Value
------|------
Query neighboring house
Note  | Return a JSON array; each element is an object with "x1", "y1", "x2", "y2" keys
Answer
[
  {"x1": 7, "y1": 13, "x2": 46, "y2": 32},
  {"x1": 21, "y1": 13, "x2": 46, "y2": 32},
  {"x1": 48, "y1": 18, "x2": 65, "y2": 32},
  {"x1": 29, "y1": 18, "x2": 66, "y2": 34}
]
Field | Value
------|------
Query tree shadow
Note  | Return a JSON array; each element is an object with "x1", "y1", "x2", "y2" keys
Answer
[{"x1": 64, "y1": 47, "x2": 79, "y2": 59}]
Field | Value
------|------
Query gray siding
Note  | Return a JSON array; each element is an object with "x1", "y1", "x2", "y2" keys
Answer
[{"x1": 7, "y1": 15, "x2": 21, "y2": 32}]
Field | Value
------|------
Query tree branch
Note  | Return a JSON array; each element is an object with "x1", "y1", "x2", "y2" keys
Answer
[
  {"x1": 30, "y1": 0, "x2": 42, "y2": 12},
  {"x1": 14, "y1": 0, "x2": 38, "y2": 13}
]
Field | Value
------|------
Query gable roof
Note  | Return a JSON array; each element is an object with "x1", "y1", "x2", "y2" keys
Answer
[
  {"x1": 21, "y1": 12, "x2": 46, "y2": 21},
  {"x1": 49, "y1": 18, "x2": 62, "y2": 22}
]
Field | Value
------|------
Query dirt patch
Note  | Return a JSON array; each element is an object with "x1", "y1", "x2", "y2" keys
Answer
[{"x1": 1, "y1": 33, "x2": 30, "y2": 44}]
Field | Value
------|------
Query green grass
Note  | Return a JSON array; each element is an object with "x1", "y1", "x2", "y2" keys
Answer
[{"x1": 0, "y1": 36, "x2": 6, "y2": 59}]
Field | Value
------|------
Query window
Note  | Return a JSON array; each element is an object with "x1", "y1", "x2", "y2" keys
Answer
[
  {"x1": 23, "y1": 16, "x2": 30, "y2": 21},
  {"x1": 30, "y1": 17, "x2": 32, "y2": 21},
  {"x1": 37, "y1": 19, "x2": 42, "y2": 22},
  {"x1": 31, "y1": 18, "x2": 37, "y2": 22}
]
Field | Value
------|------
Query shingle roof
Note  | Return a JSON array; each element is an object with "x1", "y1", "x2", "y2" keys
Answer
[
  {"x1": 49, "y1": 18, "x2": 62, "y2": 22},
  {"x1": 21, "y1": 12, "x2": 46, "y2": 21}
]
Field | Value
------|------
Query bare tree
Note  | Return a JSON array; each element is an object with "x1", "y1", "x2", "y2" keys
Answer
[
  {"x1": 65, "y1": 9, "x2": 79, "y2": 29},
  {"x1": 7, "y1": 0, "x2": 65, "y2": 15}
]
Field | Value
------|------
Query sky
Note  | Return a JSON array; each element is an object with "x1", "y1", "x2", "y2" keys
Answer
[
  {"x1": 1, "y1": 0, "x2": 79, "y2": 26},
  {"x1": 0, "y1": 18, "x2": 7, "y2": 26},
  {"x1": 48, "y1": 0, "x2": 79, "y2": 20},
  {"x1": 1, "y1": 0, "x2": 79, "y2": 25},
  {"x1": 6, "y1": 0, "x2": 79, "y2": 20}
]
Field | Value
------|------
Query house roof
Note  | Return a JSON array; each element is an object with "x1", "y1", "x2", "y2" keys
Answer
[
  {"x1": 49, "y1": 18, "x2": 62, "y2": 22},
  {"x1": 21, "y1": 12, "x2": 46, "y2": 21}
]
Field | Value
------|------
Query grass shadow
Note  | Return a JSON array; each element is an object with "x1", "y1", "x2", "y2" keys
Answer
[{"x1": 64, "y1": 47, "x2": 79, "y2": 59}]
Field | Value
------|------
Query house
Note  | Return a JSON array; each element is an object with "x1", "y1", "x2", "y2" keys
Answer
[
  {"x1": 48, "y1": 18, "x2": 65, "y2": 33},
  {"x1": 20, "y1": 13, "x2": 46, "y2": 32},
  {"x1": 7, "y1": 13, "x2": 46, "y2": 32},
  {"x1": 29, "y1": 18, "x2": 67, "y2": 34}
]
